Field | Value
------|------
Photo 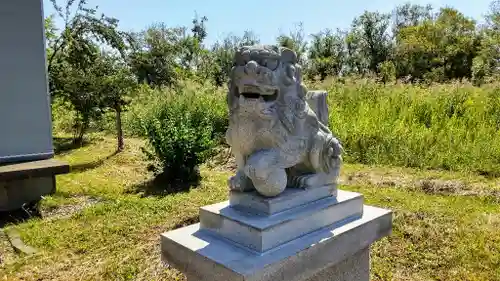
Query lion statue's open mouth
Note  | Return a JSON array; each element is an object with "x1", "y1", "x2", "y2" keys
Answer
[{"x1": 238, "y1": 84, "x2": 279, "y2": 103}]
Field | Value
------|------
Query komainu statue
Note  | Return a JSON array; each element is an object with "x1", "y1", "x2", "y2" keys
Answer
[{"x1": 225, "y1": 45, "x2": 343, "y2": 197}]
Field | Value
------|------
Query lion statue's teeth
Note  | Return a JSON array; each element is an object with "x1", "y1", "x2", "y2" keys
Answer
[{"x1": 225, "y1": 44, "x2": 343, "y2": 198}]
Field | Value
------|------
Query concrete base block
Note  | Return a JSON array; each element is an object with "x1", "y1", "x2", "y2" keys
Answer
[
  {"x1": 0, "y1": 176, "x2": 54, "y2": 212},
  {"x1": 200, "y1": 190, "x2": 363, "y2": 252},
  {"x1": 186, "y1": 248, "x2": 369, "y2": 281},
  {"x1": 161, "y1": 204, "x2": 392, "y2": 281},
  {"x1": 305, "y1": 248, "x2": 369, "y2": 281}
]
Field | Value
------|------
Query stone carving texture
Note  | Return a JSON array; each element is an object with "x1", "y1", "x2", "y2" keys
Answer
[{"x1": 225, "y1": 45, "x2": 343, "y2": 197}]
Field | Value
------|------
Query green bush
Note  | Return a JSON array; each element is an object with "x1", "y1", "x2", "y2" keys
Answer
[
  {"x1": 51, "y1": 97, "x2": 77, "y2": 134},
  {"x1": 140, "y1": 81, "x2": 227, "y2": 182},
  {"x1": 122, "y1": 84, "x2": 165, "y2": 137}
]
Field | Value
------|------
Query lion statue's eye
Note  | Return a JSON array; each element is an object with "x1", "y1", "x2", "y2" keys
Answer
[{"x1": 265, "y1": 59, "x2": 279, "y2": 71}]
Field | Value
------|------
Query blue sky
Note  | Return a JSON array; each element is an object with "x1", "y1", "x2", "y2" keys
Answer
[{"x1": 42, "y1": 0, "x2": 493, "y2": 46}]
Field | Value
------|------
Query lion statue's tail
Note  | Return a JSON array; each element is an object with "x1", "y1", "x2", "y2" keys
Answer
[
  {"x1": 305, "y1": 90, "x2": 329, "y2": 126},
  {"x1": 321, "y1": 134, "x2": 343, "y2": 174},
  {"x1": 305, "y1": 90, "x2": 343, "y2": 175}
]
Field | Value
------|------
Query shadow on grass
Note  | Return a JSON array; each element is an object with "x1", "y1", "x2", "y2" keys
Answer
[
  {"x1": 477, "y1": 169, "x2": 500, "y2": 179},
  {"x1": 53, "y1": 137, "x2": 91, "y2": 155},
  {"x1": 0, "y1": 203, "x2": 41, "y2": 228},
  {"x1": 171, "y1": 215, "x2": 200, "y2": 229},
  {"x1": 70, "y1": 150, "x2": 120, "y2": 173},
  {"x1": 127, "y1": 171, "x2": 202, "y2": 197}
]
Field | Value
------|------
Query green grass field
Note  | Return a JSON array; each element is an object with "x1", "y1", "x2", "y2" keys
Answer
[
  {"x1": 0, "y1": 135, "x2": 498, "y2": 281},
  {"x1": 1, "y1": 80, "x2": 500, "y2": 280}
]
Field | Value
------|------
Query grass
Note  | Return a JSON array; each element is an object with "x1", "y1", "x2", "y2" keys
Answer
[
  {"x1": 90, "y1": 79, "x2": 500, "y2": 176},
  {"x1": 322, "y1": 79, "x2": 500, "y2": 175},
  {"x1": 0, "y1": 135, "x2": 499, "y2": 281}
]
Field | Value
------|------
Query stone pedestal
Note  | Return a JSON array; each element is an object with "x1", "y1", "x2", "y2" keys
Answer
[
  {"x1": 161, "y1": 186, "x2": 392, "y2": 281},
  {"x1": 0, "y1": 159, "x2": 69, "y2": 212}
]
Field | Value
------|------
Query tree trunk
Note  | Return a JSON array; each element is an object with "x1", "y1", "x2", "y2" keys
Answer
[
  {"x1": 72, "y1": 115, "x2": 89, "y2": 146},
  {"x1": 116, "y1": 109, "x2": 124, "y2": 152}
]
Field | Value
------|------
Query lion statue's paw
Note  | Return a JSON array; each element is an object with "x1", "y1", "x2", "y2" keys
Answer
[
  {"x1": 228, "y1": 170, "x2": 255, "y2": 192},
  {"x1": 290, "y1": 172, "x2": 338, "y2": 189}
]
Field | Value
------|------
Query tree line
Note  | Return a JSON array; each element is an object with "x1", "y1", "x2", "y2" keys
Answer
[{"x1": 45, "y1": 0, "x2": 500, "y2": 148}]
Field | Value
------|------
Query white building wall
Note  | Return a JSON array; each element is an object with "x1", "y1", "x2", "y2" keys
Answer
[{"x1": 0, "y1": 0, "x2": 54, "y2": 164}]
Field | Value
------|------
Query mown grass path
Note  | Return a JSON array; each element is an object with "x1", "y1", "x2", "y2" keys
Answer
[{"x1": 0, "y1": 136, "x2": 499, "y2": 281}]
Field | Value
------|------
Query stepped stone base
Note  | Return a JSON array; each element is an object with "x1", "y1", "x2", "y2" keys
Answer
[
  {"x1": 161, "y1": 187, "x2": 393, "y2": 281},
  {"x1": 200, "y1": 190, "x2": 363, "y2": 252}
]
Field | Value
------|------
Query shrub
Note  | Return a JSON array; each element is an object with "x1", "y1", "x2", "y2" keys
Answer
[
  {"x1": 51, "y1": 97, "x2": 77, "y2": 134},
  {"x1": 122, "y1": 84, "x2": 164, "y2": 137},
  {"x1": 140, "y1": 81, "x2": 227, "y2": 182},
  {"x1": 378, "y1": 61, "x2": 396, "y2": 84}
]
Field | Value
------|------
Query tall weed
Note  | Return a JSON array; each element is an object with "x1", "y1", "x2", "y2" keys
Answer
[{"x1": 327, "y1": 80, "x2": 500, "y2": 175}]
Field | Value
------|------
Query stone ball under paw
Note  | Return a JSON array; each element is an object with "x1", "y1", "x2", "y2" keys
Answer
[{"x1": 253, "y1": 168, "x2": 287, "y2": 197}]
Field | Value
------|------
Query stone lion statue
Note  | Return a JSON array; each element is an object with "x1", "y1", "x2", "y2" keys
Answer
[{"x1": 225, "y1": 45, "x2": 343, "y2": 197}]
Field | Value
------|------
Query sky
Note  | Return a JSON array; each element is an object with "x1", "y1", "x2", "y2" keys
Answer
[{"x1": 42, "y1": 0, "x2": 494, "y2": 47}]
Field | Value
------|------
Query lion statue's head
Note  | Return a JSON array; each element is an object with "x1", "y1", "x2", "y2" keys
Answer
[{"x1": 227, "y1": 45, "x2": 308, "y2": 124}]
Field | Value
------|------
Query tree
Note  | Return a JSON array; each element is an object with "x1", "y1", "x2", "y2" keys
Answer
[
  {"x1": 344, "y1": 30, "x2": 369, "y2": 76},
  {"x1": 206, "y1": 37, "x2": 238, "y2": 86},
  {"x1": 308, "y1": 29, "x2": 346, "y2": 80},
  {"x1": 44, "y1": 15, "x2": 58, "y2": 42},
  {"x1": 351, "y1": 11, "x2": 393, "y2": 75},
  {"x1": 47, "y1": 0, "x2": 131, "y2": 76},
  {"x1": 97, "y1": 54, "x2": 137, "y2": 151},
  {"x1": 277, "y1": 22, "x2": 308, "y2": 65},
  {"x1": 474, "y1": 0, "x2": 500, "y2": 83},
  {"x1": 396, "y1": 7, "x2": 478, "y2": 82},
  {"x1": 47, "y1": 0, "x2": 133, "y2": 144},
  {"x1": 127, "y1": 14, "x2": 209, "y2": 87},
  {"x1": 200, "y1": 31, "x2": 261, "y2": 87},
  {"x1": 392, "y1": 3, "x2": 433, "y2": 37},
  {"x1": 128, "y1": 23, "x2": 185, "y2": 87},
  {"x1": 50, "y1": 43, "x2": 104, "y2": 143},
  {"x1": 177, "y1": 15, "x2": 209, "y2": 75},
  {"x1": 378, "y1": 60, "x2": 396, "y2": 84}
]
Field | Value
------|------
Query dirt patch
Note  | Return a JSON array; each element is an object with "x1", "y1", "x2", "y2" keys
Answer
[
  {"x1": 409, "y1": 178, "x2": 499, "y2": 199},
  {"x1": 41, "y1": 195, "x2": 101, "y2": 220},
  {"x1": 339, "y1": 170, "x2": 500, "y2": 199},
  {"x1": 341, "y1": 171, "x2": 413, "y2": 188},
  {"x1": 415, "y1": 179, "x2": 469, "y2": 195},
  {"x1": 0, "y1": 230, "x2": 17, "y2": 265}
]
